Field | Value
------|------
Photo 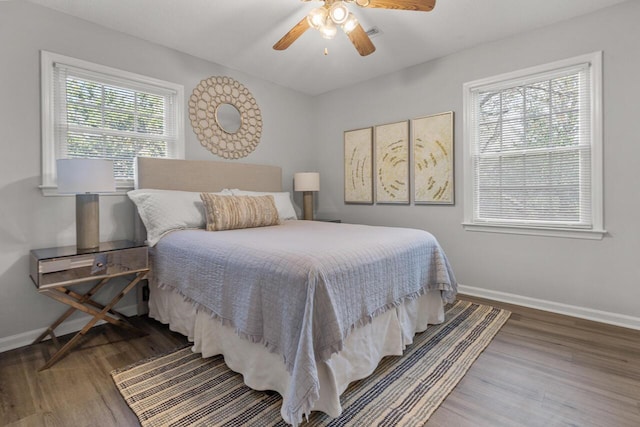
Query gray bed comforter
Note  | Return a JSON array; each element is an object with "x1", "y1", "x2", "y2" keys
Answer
[{"x1": 150, "y1": 220, "x2": 457, "y2": 424}]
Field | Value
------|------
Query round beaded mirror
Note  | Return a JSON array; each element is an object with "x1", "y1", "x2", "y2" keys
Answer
[{"x1": 189, "y1": 76, "x2": 263, "y2": 159}]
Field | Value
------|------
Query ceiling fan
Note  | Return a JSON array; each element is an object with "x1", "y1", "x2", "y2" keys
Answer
[{"x1": 273, "y1": 0, "x2": 436, "y2": 57}]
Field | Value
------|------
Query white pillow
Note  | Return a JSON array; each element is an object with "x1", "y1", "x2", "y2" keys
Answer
[
  {"x1": 228, "y1": 189, "x2": 298, "y2": 221},
  {"x1": 127, "y1": 189, "x2": 231, "y2": 246}
]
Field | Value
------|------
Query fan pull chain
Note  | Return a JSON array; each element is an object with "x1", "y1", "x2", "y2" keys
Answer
[{"x1": 324, "y1": 47, "x2": 329, "y2": 55}]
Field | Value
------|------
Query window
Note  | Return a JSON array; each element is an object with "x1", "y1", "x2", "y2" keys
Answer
[
  {"x1": 41, "y1": 51, "x2": 184, "y2": 194},
  {"x1": 462, "y1": 52, "x2": 604, "y2": 239}
]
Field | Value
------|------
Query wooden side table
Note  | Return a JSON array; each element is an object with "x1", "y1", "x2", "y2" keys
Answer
[{"x1": 29, "y1": 240, "x2": 149, "y2": 370}]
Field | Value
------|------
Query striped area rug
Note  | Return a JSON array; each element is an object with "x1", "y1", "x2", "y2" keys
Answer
[{"x1": 112, "y1": 300, "x2": 510, "y2": 426}]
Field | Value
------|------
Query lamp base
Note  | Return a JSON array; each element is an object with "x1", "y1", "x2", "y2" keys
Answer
[
  {"x1": 302, "y1": 191, "x2": 314, "y2": 220},
  {"x1": 76, "y1": 193, "x2": 100, "y2": 252}
]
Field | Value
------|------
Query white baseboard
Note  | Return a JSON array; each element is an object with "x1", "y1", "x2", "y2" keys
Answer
[
  {"x1": 458, "y1": 284, "x2": 640, "y2": 331},
  {"x1": 0, "y1": 304, "x2": 139, "y2": 354}
]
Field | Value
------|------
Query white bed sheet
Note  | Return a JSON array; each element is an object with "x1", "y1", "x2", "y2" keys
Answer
[{"x1": 148, "y1": 281, "x2": 445, "y2": 422}]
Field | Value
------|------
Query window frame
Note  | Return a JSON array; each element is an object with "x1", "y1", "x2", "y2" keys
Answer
[
  {"x1": 462, "y1": 52, "x2": 605, "y2": 240},
  {"x1": 40, "y1": 50, "x2": 185, "y2": 196}
]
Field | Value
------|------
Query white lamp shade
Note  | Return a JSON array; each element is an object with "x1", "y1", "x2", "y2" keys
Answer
[
  {"x1": 307, "y1": 7, "x2": 328, "y2": 30},
  {"x1": 329, "y1": 2, "x2": 349, "y2": 24},
  {"x1": 294, "y1": 172, "x2": 320, "y2": 192},
  {"x1": 57, "y1": 159, "x2": 116, "y2": 194}
]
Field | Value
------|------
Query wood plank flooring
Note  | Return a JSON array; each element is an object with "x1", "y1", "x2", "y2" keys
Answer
[
  {"x1": 0, "y1": 296, "x2": 638, "y2": 426},
  {"x1": 0, "y1": 317, "x2": 189, "y2": 427}
]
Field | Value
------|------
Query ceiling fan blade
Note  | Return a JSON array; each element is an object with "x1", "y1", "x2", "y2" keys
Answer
[
  {"x1": 346, "y1": 23, "x2": 376, "y2": 56},
  {"x1": 273, "y1": 17, "x2": 311, "y2": 50},
  {"x1": 363, "y1": 0, "x2": 436, "y2": 12}
]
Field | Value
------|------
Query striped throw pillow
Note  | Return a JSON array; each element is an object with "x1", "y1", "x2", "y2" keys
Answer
[{"x1": 200, "y1": 193, "x2": 280, "y2": 231}]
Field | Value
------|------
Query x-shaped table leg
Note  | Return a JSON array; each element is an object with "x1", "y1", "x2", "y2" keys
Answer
[{"x1": 34, "y1": 271, "x2": 148, "y2": 370}]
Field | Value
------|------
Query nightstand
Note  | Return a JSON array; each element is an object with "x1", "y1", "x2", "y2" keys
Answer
[
  {"x1": 29, "y1": 240, "x2": 149, "y2": 370},
  {"x1": 314, "y1": 218, "x2": 342, "y2": 223}
]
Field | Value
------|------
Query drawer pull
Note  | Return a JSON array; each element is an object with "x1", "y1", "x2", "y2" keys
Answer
[{"x1": 91, "y1": 254, "x2": 108, "y2": 274}]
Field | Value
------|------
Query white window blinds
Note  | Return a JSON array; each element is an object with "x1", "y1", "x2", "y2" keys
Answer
[
  {"x1": 41, "y1": 51, "x2": 184, "y2": 192},
  {"x1": 463, "y1": 53, "x2": 604, "y2": 239}
]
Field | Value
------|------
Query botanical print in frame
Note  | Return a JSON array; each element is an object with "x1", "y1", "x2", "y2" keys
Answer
[
  {"x1": 412, "y1": 111, "x2": 454, "y2": 204},
  {"x1": 344, "y1": 127, "x2": 373, "y2": 204},
  {"x1": 374, "y1": 121, "x2": 410, "y2": 204}
]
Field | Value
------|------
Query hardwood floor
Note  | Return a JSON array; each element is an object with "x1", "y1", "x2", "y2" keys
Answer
[
  {"x1": 0, "y1": 297, "x2": 638, "y2": 426},
  {"x1": 430, "y1": 295, "x2": 640, "y2": 427},
  {"x1": 0, "y1": 317, "x2": 189, "y2": 427}
]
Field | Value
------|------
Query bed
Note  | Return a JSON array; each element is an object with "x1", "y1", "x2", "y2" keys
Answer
[{"x1": 130, "y1": 157, "x2": 457, "y2": 426}]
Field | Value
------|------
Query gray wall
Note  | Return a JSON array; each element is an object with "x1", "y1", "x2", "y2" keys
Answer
[
  {"x1": 0, "y1": 1, "x2": 315, "y2": 341},
  {"x1": 313, "y1": 1, "x2": 640, "y2": 321}
]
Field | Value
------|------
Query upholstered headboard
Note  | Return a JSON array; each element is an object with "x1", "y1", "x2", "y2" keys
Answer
[
  {"x1": 133, "y1": 157, "x2": 283, "y2": 241},
  {"x1": 135, "y1": 157, "x2": 283, "y2": 192}
]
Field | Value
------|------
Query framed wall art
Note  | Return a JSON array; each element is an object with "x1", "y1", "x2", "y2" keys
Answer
[
  {"x1": 344, "y1": 127, "x2": 374, "y2": 204},
  {"x1": 374, "y1": 120, "x2": 410, "y2": 204},
  {"x1": 412, "y1": 111, "x2": 454, "y2": 204}
]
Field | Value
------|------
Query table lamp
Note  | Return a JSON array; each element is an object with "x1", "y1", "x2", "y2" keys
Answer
[
  {"x1": 57, "y1": 159, "x2": 115, "y2": 252},
  {"x1": 294, "y1": 172, "x2": 320, "y2": 220}
]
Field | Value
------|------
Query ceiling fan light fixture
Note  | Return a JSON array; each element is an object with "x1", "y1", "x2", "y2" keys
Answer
[
  {"x1": 307, "y1": 7, "x2": 328, "y2": 30},
  {"x1": 319, "y1": 21, "x2": 338, "y2": 39},
  {"x1": 329, "y1": 1, "x2": 349, "y2": 24},
  {"x1": 342, "y1": 13, "x2": 358, "y2": 34},
  {"x1": 276, "y1": 0, "x2": 437, "y2": 57}
]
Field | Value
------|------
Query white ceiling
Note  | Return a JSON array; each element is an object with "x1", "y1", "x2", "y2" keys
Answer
[{"x1": 26, "y1": 0, "x2": 627, "y2": 95}]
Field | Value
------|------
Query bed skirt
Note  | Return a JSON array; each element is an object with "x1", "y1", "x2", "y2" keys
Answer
[{"x1": 148, "y1": 281, "x2": 445, "y2": 423}]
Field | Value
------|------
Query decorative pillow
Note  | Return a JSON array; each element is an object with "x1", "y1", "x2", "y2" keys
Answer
[
  {"x1": 127, "y1": 189, "x2": 231, "y2": 246},
  {"x1": 200, "y1": 193, "x2": 280, "y2": 231},
  {"x1": 228, "y1": 189, "x2": 298, "y2": 221}
]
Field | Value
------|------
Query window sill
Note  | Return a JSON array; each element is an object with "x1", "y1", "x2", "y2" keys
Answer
[{"x1": 462, "y1": 222, "x2": 606, "y2": 240}]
